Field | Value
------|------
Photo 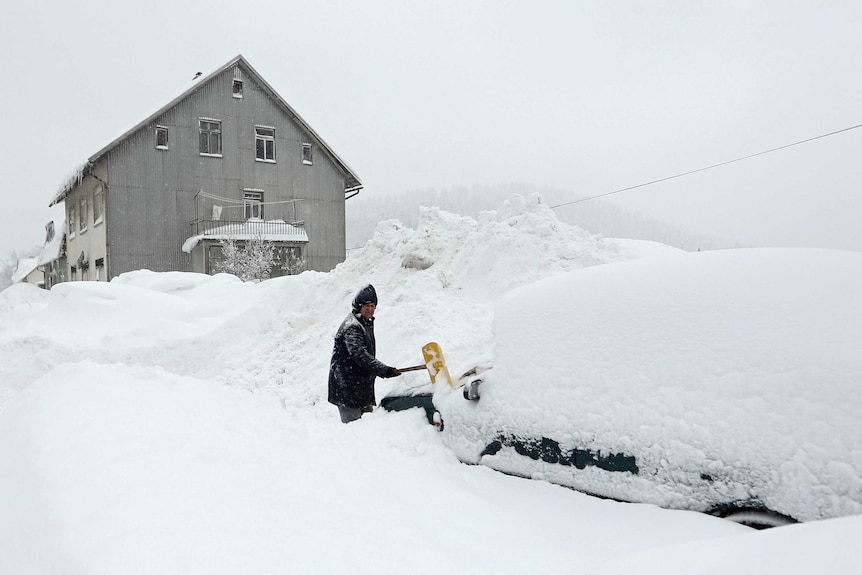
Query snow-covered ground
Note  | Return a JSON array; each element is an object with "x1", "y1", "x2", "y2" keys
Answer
[{"x1": 1, "y1": 195, "x2": 859, "y2": 573}]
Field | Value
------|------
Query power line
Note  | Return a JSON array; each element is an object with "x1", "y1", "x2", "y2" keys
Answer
[{"x1": 550, "y1": 123, "x2": 862, "y2": 210}]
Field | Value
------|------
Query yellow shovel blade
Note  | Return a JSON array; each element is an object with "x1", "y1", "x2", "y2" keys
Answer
[{"x1": 422, "y1": 341, "x2": 454, "y2": 387}]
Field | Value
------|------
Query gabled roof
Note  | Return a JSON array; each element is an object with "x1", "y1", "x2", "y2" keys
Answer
[
  {"x1": 51, "y1": 55, "x2": 362, "y2": 206},
  {"x1": 12, "y1": 257, "x2": 40, "y2": 284}
]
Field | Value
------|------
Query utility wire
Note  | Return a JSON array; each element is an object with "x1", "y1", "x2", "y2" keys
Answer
[{"x1": 550, "y1": 123, "x2": 862, "y2": 210}]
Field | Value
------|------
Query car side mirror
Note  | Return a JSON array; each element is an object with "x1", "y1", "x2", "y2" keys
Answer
[{"x1": 463, "y1": 379, "x2": 481, "y2": 401}]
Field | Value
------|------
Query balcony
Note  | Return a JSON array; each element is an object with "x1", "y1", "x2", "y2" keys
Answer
[{"x1": 183, "y1": 218, "x2": 308, "y2": 253}]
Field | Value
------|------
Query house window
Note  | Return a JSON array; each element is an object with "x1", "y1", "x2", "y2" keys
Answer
[
  {"x1": 95, "y1": 258, "x2": 104, "y2": 281},
  {"x1": 79, "y1": 195, "x2": 89, "y2": 233},
  {"x1": 70, "y1": 265, "x2": 77, "y2": 281},
  {"x1": 232, "y1": 79, "x2": 243, "y2": 98},
  {"x1": 94, "y1": 187, "x2": 104, "y2": 225},
  {"x1": 45, "y1": 221, "x2": 55, "y2": 243},
  {"x1": 69, "y1": 204, "x2": 76, "y2": 238},
  {"x1": 155, "y1": 126, "x2": 169, "y2": 149},
  {"x1": 301, "y1": 143, "x2": 313, "y2": 165},
  {"x1": 255, "y1": 127, "x2": 276, "y2": 162},
  {"x1": 243, "y1": 190, "x2": 264, "y2": 220},
  {"x1": 199, "y1": 119, "x2": 222, "y2": 156}
]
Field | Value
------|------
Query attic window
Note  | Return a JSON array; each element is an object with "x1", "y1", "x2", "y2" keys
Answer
[
  {"x1": 301, "y1": 143, "x2": 313, "y2": 165},
  {"x1": 232, "y1": 79, "x2": 243, "y2": 98},
  {"x1": 155, "y1": 126, "x2": 169, "y2": 149}
]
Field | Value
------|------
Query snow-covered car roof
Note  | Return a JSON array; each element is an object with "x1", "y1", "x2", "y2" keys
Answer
[{"x1": 434, "y1": 247, "x2": 862, "y2": 523}]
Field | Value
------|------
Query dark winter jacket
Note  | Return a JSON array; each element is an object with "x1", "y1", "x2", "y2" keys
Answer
[{"x1": 328, "y1": 311, "x2": 392, "y2": 408}]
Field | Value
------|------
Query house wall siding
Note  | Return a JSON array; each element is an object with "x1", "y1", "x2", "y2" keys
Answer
[
  {"x1": 63, "y1": 167, "x2": 109, "y2": 280},
  {"x1": 102, "y1": 64, "x2": 348, "y2": 278}
]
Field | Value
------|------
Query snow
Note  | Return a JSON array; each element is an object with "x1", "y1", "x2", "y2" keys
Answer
[
  {"x1": 50, "y1": 161, "x2": 89, "y2": 206},
  {"x1": 1, "y1": 193, "x2": 860, "y2": 573},
  {"x1": 434, "y1": 247, "x2": 862, "y2": 523},
  {"x1": 182, "y1": 219, "x2": 308, "y2": 253},
  {"x1": 10, "y1": 256, "x2": 39, "y2": 284},
  {"x1": 37, "y1": 207, "x2": 67, "y2": 266}
]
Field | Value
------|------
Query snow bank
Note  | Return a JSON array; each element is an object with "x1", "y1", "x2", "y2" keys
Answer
[
  {"x1": 2, "y1": 194, "x2": 857, "y2": 573},
  {"x1": 590, "y1": 514, "x2": 862, "y2": 574},
  {"x1": 0, "y1": 359, "x2": 740, "y2": 574}
]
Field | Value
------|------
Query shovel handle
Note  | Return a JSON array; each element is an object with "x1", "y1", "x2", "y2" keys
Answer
[{"x1": 397, "y1": 364, "x2": 427, "y2": 372}]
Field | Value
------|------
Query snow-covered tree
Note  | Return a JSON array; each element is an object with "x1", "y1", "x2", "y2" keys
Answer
[
  {"x1": 278, "y1": 247, "x2": 306, "y2": 276},
  {"x1": 214, "y1": 236, "x2": 275, "y2": 282},
  {"x1": 0, "y1": 253, "x2": 15, "y2": 292}
]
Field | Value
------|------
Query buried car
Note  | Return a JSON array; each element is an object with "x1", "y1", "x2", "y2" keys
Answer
[{"x1": 383, "y1": 247, "x2": 862, "y2": 528}]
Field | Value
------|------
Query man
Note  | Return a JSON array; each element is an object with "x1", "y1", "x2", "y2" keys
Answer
[{"x1": 328, "y1": 284, "x2": 401, "y2": 423}]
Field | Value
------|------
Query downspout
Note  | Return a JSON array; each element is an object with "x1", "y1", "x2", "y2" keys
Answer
[{"x1": 87, "y1": 163, "x2": 111, "y2": 280}]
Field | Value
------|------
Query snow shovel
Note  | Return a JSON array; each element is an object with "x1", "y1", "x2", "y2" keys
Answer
[{"x1": 421, "y1": 341, "x2": 454, "y2": 387}]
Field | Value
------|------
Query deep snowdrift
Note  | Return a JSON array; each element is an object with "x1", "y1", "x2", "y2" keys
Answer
[{"x1": 1, "y1": 194, "x2": 860, "y2": 574}]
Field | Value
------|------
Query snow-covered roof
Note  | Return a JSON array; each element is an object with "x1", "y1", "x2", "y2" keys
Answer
[
  {"x1": 37, "y1": 208, "x2": 67, "y2": 266},
  {"x1": 11, "y1": 257, "x2": 40, "y2": 284},
  {"x1": 50, "y1": 164, "x2": 89, "y2": 206},
  {"x1": 182, "y1": 219, "x2": 309, "y2": 253},
  {"x1": 50, "y1": 55, "x2": 362, "y2": 207}
]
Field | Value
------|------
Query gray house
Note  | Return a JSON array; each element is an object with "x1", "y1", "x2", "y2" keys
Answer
[{"x1": 49, "y1": 55, "x2": 362, "y2": 282}]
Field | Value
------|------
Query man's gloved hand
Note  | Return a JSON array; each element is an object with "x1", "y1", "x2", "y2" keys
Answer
[{"x1": 385, "y1": 367, "x2": 402, "y2": 378}]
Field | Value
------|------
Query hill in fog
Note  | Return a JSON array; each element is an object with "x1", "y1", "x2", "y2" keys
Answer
[{"x1": 346, "y1": 183, "x2": 737, "y2": 253}]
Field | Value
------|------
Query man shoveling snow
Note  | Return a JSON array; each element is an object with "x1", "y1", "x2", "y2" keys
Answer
[{"x1": 328, "y1": 284, "x2": 403, "y2": 423}]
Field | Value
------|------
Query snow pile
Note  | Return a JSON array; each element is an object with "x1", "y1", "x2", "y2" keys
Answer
[
  {"x1": 355, "y1": 194, "x2": 681, "y2": 299},
  {"x1": 589, "y1": 514, "x2": 862, "y2": 574},
  {"x1": 435, "y1": 247, "x2": 862, "y2": 522},
  {"x1": 0, "y1": 194, "x2": 674, "y2": 415},
  {"x1": 1, "y1": 194, "x2": 861, "y2": 573},
  {"x1": 0, "y1": 360, "x2": 746, "y2": 574}
]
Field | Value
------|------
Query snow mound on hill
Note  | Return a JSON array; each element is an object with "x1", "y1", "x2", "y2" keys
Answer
[{"x1": 346, "y1": 194, "x2": 681, "y2": 299}]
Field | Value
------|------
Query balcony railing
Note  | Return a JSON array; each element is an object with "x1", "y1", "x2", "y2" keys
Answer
[{"x1": 190, "y1": 218, "x2": 308, "y2": 241}]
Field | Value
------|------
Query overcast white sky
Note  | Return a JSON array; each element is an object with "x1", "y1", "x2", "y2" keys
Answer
[{"x1": 2, "y1": 1, "x2": 860, "y2": 258}]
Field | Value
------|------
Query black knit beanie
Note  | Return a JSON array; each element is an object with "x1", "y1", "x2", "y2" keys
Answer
[{"x1": 352, "y1": 284, "x2": 378, "y2": 311}]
